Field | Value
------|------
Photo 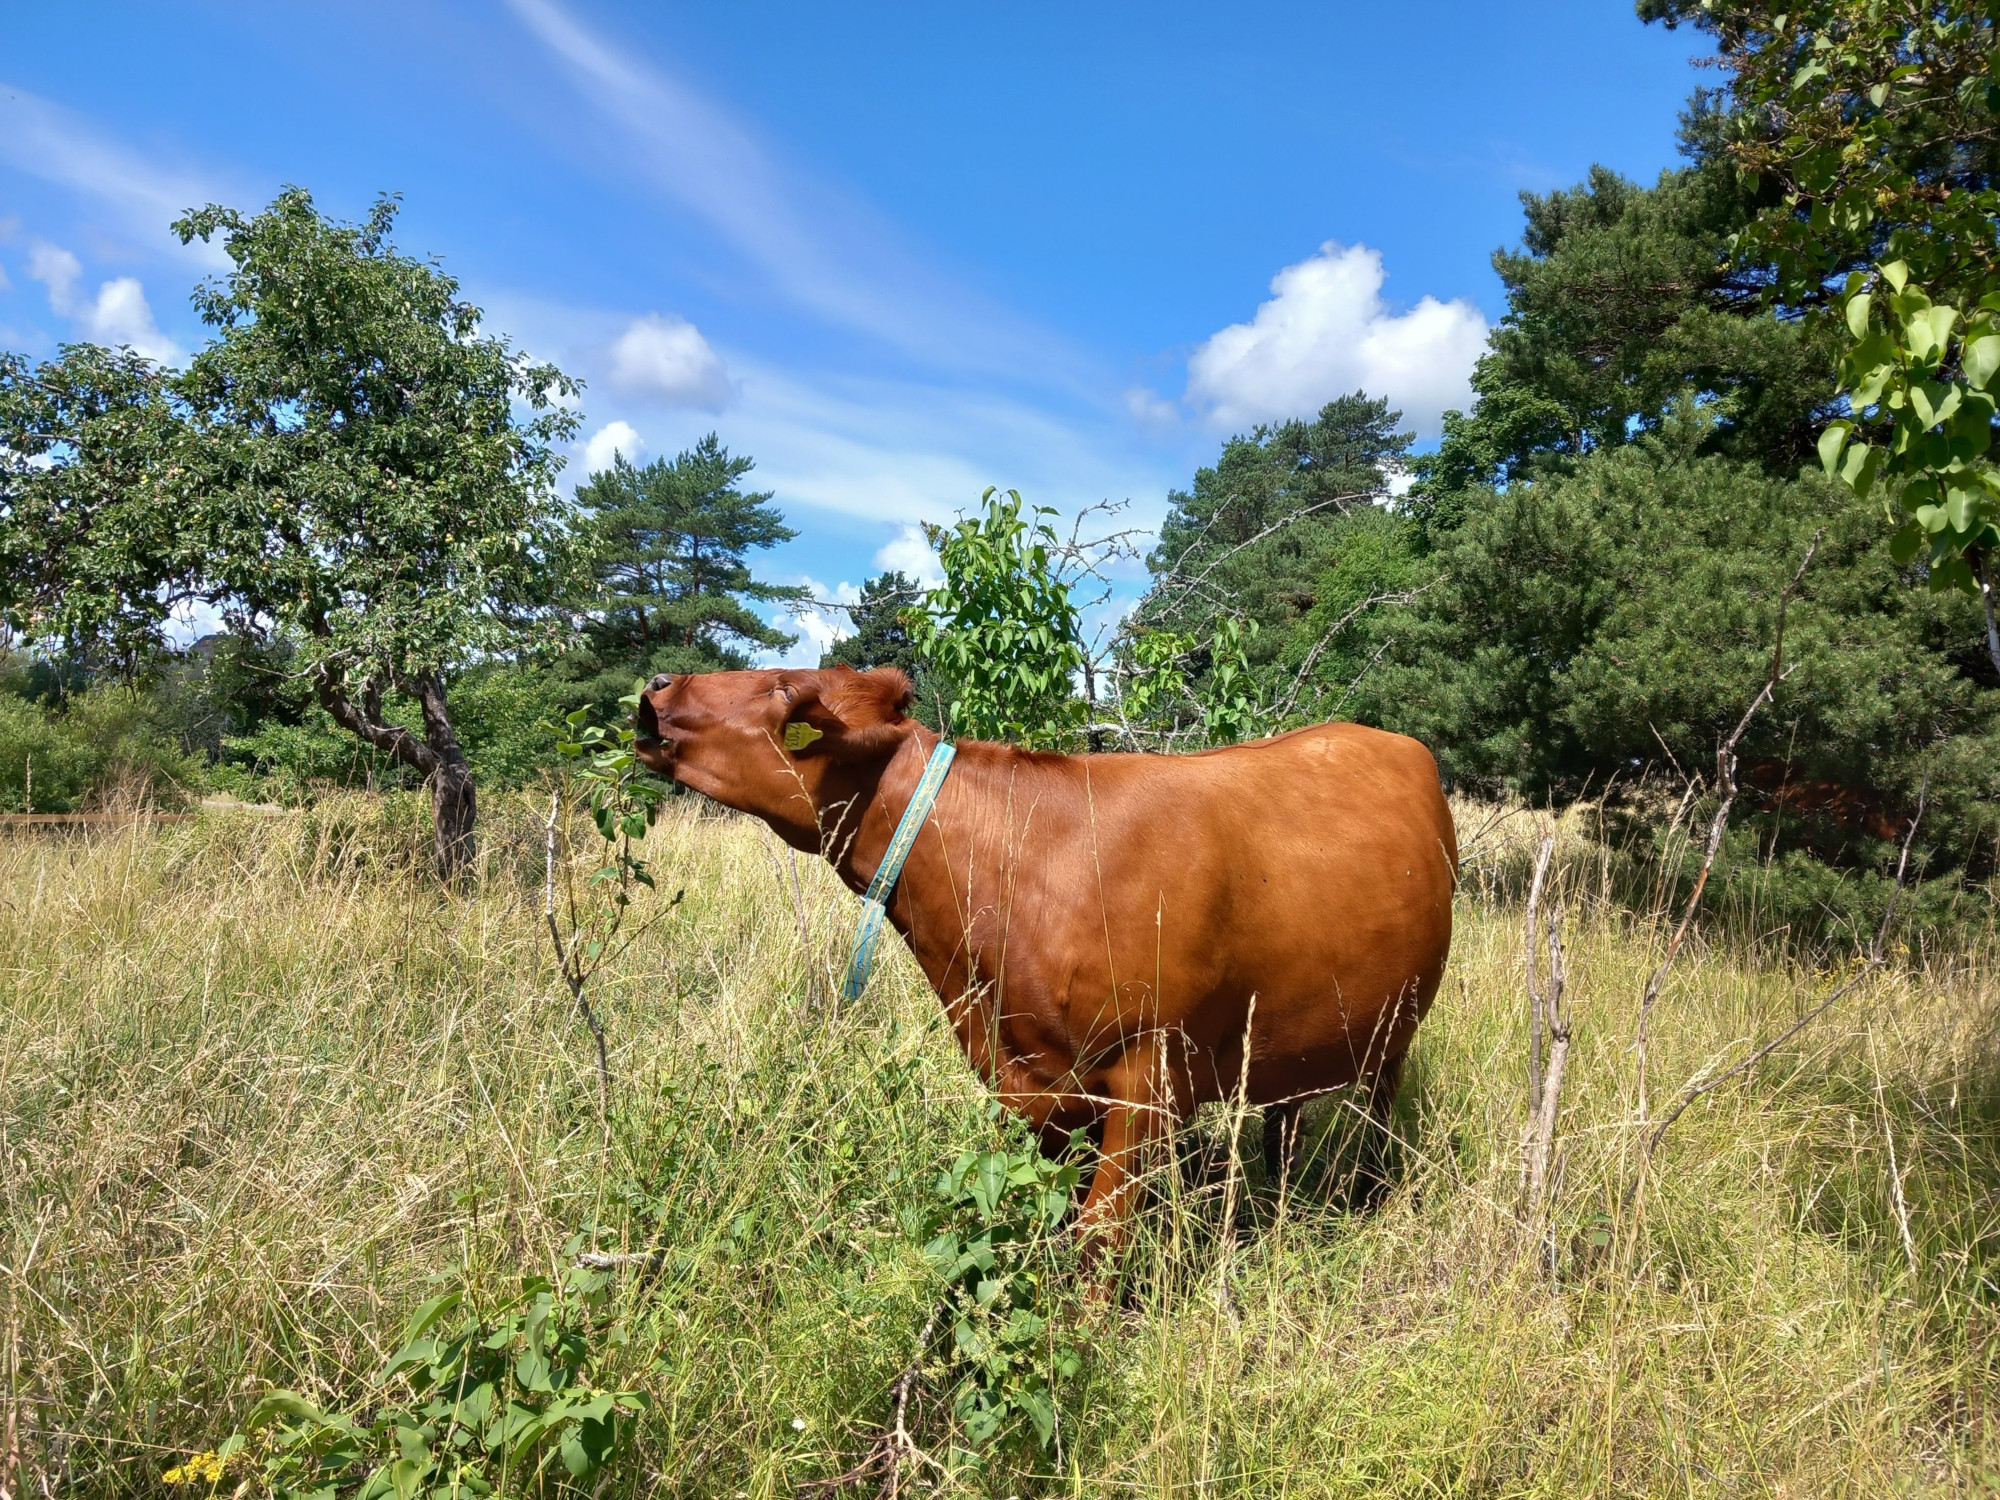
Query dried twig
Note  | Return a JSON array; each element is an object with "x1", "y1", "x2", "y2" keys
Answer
[
  {"x1": 1635, "y1": 531, "x2": 1820, "y2": 1124},
  {"x1": 1524, "y1": 836, "x2": 1556, "y2": 1125},
  {"x1": 545, "y1": 791, "x2": 612, "y2": 1114},
  {"x1": 1525, "y1": 908, "x2": 1571, "y2": 1219},
  {"x1": 796, "y1": 1310, "x2": 942, "y2": 1499}
]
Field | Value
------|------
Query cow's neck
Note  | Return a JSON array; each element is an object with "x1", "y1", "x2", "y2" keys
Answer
[{"x1": 819, "y1": 723, "x2": 944, "y2": 897}]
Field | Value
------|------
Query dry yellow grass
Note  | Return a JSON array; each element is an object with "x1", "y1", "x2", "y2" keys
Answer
[{"x1": 4, "y1": 793, "x2": 1999, "y2": 1496}]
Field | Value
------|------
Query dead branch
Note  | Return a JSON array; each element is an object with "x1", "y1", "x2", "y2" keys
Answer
[
  {"x1": 545, "y1": 790, "x2": 612, "y2": 1115},
  {"x1": 1635, "y1": 531, "x2": 1819, "y2": 1124},
  {"x1": 1524, "y1": 835, "x2": 1556, "y2": 1127},
  {"x1": 1638, "y1": 781, "x2": 1926, "y2": 1166},
  {"x1": 796, "y1": 1309, "x2": 942, "y2": 1499},
  {"x1": 1525, "y1": 907, "x2": 1571, "y2": 1219}
]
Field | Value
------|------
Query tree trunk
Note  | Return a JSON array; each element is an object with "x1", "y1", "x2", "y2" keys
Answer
[
  {"x1": 430, "y1": 756, "x2": 478, "y2": 884},
  {"x1": 411, "y1": 671, "x2": 478, "y2": 884},
  {"x1": 314, "y1": 661, "x2": 479, "y2": 885}
]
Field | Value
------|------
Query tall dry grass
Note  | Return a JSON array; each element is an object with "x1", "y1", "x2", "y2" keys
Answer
[{"x1": 4, "y1": 792, "x2": 2000, "y2": 1496}]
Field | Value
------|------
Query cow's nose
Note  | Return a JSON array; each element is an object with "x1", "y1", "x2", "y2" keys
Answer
[{"x1": 647, "y1": 673, "x2": 675, "y2": 692}]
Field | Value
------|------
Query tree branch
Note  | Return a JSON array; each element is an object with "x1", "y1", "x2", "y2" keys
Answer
[
  {"x1": 312, "y1": 663, "x2": 438, "y2": 775},
  {"x1": 1639, "y1": 780, "x2": 1926, "y2": 1164}
]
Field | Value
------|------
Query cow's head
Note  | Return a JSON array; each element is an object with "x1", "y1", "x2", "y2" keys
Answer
[{"x1": 634, "y1": 666, "x2": 919, "y2": 847}]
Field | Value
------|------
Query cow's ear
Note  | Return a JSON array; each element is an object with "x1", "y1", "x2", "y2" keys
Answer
[{"x1": 778, "y1": 669, "x2": 912, "y2": 760}]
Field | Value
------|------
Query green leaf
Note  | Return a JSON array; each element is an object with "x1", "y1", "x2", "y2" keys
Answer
[
  {"x1": 1946, "y1": 486, "x2": 1981, "y2": 532},
  {"x1": 401, "y1": 1290, "x2": 464, "y2": 1345},
  {"x1": 1965, "y1": 334, "x2": 2000, "y2": 391},
  {"x1": 1851, "y1": 360, "x2": 1896, "y2": 409},
  {"x1": 1881, "y1": 260, "x2": 1911, "y2": 293},
  {"x1": 1817, "y1": 421, "x2": 1853, "y2": 477},
  {"x1": 1839, "y1": 441, "x2": 1879, "y2": 498},
  {"x1": 1845, "y1": 293, "x2": 1873, "y2": 339},
  {"x1": 246, "y1": 1391, "x2": 331, "y2": 1430}
]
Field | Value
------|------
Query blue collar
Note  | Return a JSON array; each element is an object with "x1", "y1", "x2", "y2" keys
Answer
[{"x1": 841, "y1": 737, "x2": 956, "y2": 1004}]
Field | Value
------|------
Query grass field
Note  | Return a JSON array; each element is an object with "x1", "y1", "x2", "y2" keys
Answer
[{"x1": 5, "y1": 794, "x2": 2000, "y2": 1497}]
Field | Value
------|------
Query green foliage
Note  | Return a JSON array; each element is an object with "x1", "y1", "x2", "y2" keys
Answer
[
  {"x1": 555, "y1": 701, "x2": 678, "y2": 907},
  {"x1": 1368, "y1": 424, "x2": 1998, "y2": 933},
  {"x1": 821, "y1": 570, "x2": 922, "y2": 677},
  {"x1": 1410, "y1": 160, "x2": 1838, "y2": 510},
  {"x1": 910, "y1": 489, "x2": 1085, "y2": 748},
  {"x1": 1196, "y1": 615, "x2": 1265, "y2": 745},
  {"x1": 1115, "y1": 627, "x2": 1196, "y2": 730},
  {"x1": 164, "y1": 189, "x2": 583, "y2": 681},
  {"x1": 570, "y1": 437, "x2": 800, "y2": 702},
  {"x1": 0, "y1": 344, "x2": 186, "y2": 677},
  {"x1": 1145, "y1": 393, "x2": 1411, "y2": 660},
  {"x1": 920, "y1": 1116, "x2": 1085, "y2": 1455},
  {"x1": 1641, "y1": 1, "x2": 2000, "y2": 645},
  {"x1": 0, "y1": 686, "x2": 202, "y2": 812},
  {"x1": 1645, "y1": 0, "x2": 2000, "y2": 310},
  {"x1": 214, "y1": 1272, "x2": 647, "y2": 1498},
  {"x1": 1818, "y1": 264, "x2": 2000, "y2": 599},
  {"x1": 3, "y1": 187, "x2": 584, "y2": 874}
]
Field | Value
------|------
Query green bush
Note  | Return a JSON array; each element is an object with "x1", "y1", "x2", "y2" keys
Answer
[{"x1": 0, "y1": 688, "x2": 201, "y2": 812}]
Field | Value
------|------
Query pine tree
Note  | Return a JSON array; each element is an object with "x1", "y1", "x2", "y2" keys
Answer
[
  {"x1": 821, "y1": 570, "x2": 921, "y2": 675},
  {"x1": 1141, "y1": 392, "x2": 1412, "y2": 665},
  {"x1": 574, "y1": 435, "x2": 802, "y2": 684}
]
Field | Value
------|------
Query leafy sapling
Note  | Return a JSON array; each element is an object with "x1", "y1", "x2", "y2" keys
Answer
[{"x1": 545, "y1": 700, "x2": 684, "y2": 1112}]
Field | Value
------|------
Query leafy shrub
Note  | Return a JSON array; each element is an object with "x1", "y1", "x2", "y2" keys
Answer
[
  {"x1": 921, "y1": 1115, "x2": 1086, "y2": 1456},
  {"x1": 0, "y1": 687, "x2": 200, "y2": 811},
  {"x1": 200, "y1": 1272, "x2": 647, "y2": 1499},
  {"x1": 910, "y1": 489, "x2": 1087, "y2": 749}
]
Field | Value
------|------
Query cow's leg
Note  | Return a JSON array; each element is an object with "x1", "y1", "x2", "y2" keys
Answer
[
  {"x1": 1350, "y1": 1050, "x2": 1407, "y2": 1210},
  {"x1": 1262, "y1": 1099, "x2": 1302, "y2": 1190},
  {"x1": 1075, "y1": 1040, "x2": 1172, "y2": 1285}
]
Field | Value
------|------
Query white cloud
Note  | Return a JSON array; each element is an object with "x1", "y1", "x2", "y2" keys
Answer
[
  {"x1": 608, "y1": 315, "x2": 734, "y2": 409},
  {"x1": 83, "y1": 277, "x2": 180, "y2": 363},
  {"x1": 874, "y1": 524, "x2": 942, "y2": 587},
  {"x1": 25, "y1": 241, "x2": 181, "y2": 362},
  {"x1": 0, "y1": 86, "x2": 229, "y2": 266},
  {"x1": 583, "y1": 419, "x2": 645, "y2": 476},
  {"x1": 1185, "y1": 242, "x2": 1488, "y2": 437},
  {"x1": 501, "y1": 0, "x2": 1092, "y2": 389},
  {"x1": 1124, "y1": 385, "x2": 1179, "y2": 431},
  {"x1": 27, "y1": 241, "x2": 82, "y2": 314}
]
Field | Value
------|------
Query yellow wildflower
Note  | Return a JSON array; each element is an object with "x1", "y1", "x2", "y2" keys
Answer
[{"x1": 161, "y1": 1450, "x2": 227, "y2": 1486}]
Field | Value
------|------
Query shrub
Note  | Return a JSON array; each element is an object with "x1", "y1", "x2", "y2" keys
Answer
[{"x1": 0, "y1": 687, "x2": 200, "y2": 811}]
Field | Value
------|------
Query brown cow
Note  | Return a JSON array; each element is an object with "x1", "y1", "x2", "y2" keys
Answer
[{"x1": 634, "y1": 665, "x2": 1457, "y2": 1258}]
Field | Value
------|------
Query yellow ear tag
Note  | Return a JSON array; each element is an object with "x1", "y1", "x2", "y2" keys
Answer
[{"x1": 784, "y1": 721, "x2": 824, "y2": 751}]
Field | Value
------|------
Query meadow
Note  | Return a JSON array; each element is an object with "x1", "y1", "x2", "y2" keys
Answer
[{"x1": 5, "y1": 794, "x2": 2000, "y2": 1497}]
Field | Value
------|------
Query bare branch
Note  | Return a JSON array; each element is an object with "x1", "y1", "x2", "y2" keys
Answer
[
  {"x1": 1639, "y1": 780, "x2": 1926, "y2": 1163},
  {"x1": 1635, "y1": 530, "x2": 1820, "y2": 1123}
]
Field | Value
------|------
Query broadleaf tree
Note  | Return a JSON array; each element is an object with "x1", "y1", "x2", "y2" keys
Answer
[
  {"x1": 4, "y1": 188, "x2": 583, "y2": 879},
  {"x1": 0, "y1": 344, "x2": 189, "y2": 683},
  {"x1": 1642, "y1": 0, "x2": 2000, "y2": 673}
]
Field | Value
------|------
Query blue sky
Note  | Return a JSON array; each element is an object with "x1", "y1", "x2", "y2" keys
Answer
[{"x1": 0, "y1": 1, "x2": 1705, "y2": 659}]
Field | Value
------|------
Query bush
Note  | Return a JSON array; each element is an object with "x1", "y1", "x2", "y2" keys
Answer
[{"x1": 0, "y1": 688, "x2": 201, "y2": 812}]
